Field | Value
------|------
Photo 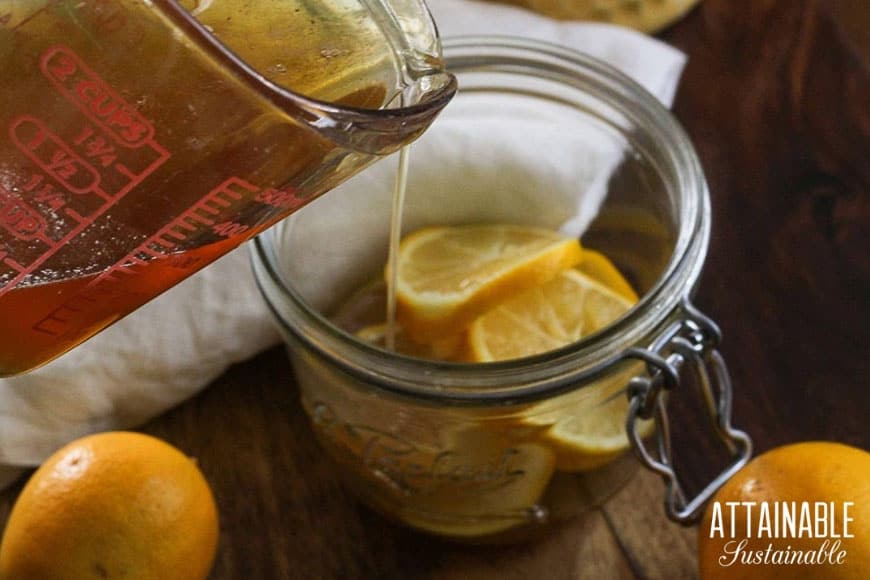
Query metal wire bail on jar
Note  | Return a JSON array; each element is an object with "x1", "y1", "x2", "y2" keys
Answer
[{"x1": 623, "y1": 297, "x2": 752, "y2": 523}]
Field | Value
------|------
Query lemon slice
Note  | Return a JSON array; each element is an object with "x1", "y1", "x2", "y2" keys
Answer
[
  {"x1": 318, "y1": 410, "x2": 556, "y2": 538},
  {"x1": 544, "y1": 372, "x2": 654, "y2": 471},
  {"x1": 463, "y1": 266, "x2": 648, "y2": 471},
  {"x1": 577, "y1": 249, "x2": 638, "y2": 302},
  {"x1": 546, "y1": 400, "x2": 653, "y2": 471},
  {"x1": 392, "y1": 224, "x2": 582, "y2": 341},
  {"x1": 399, "y1": 431, "x2": 556, "y2": 538},
  {"x1": 468, "y1": 269, "x2": 634, "y2": 362}
]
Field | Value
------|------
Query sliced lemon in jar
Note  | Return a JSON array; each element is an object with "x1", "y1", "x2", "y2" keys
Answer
[
  {"x1": 534, "y1": 365, "x2": 655, "y2": 472},
  {"x1": 465, "y1": 266, "x2": 651, "y2": 471},
  {"x1": 391, "y1": 224, "x2": 582, "y2": 342},
  {"x1": 468, "y1": 269, "x2": 635, "y2": 362},
  {"x1": 577, "y1": 248, "x2": 639, "y2": 303},
  {"x1": 398, "y1": 430, "x2": 556, "y2": 539}
]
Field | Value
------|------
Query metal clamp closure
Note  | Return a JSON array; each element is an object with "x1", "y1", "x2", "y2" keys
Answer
[{"x1": 622, "y1": 297, "x2": 752, "y2": 524}]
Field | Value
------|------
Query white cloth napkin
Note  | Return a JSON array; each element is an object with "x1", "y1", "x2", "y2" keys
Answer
[{"x1": 0, "y1": 0, "x2": 685, "y2": 487}]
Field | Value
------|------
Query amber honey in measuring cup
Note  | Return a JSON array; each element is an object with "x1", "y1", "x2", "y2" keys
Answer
[
  {"x1": 0, "y1": 0, "x2": 456, "y2": 376},
  {"x1": 252, "y1": 37, "x2": 751, "y2": 541}
]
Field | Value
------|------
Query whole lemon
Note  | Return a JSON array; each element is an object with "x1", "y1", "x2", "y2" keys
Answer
[
  {"x1": 699, "y1": 441, "x2": 869, "y2": 580},
  {"x1": 0, "y1": 431, "x2": 219, "y2": 580}
]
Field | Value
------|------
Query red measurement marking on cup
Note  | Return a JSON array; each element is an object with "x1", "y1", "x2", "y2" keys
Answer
[
  {"x1": 30, "y1": 177, "x2": 261, "y2": 336},
  {"x1": 254, "y1": 185, "x2": 305, "y2": 211},
  {"x1": 0, "y1": 181, "x2": 48, "y2": 281},
  {"x1": 94, "y1": 177, "x2": 259, "y2": 284},
  {"x1": 40, "y1": 46, "x2": 154, "y2": 148},
  {"x1": 0, "y1": 46, "x2": 170, "y2": 296},
  {"x1": 0, "y1": 183, "x2": 50, "y2": 242},
  {"x1": 10, "y1": 115, "x2": 102, "y2": 196}
]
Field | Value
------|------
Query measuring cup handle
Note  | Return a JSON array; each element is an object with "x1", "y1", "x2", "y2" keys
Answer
[{"x1": 621, "y1": 297, "x2": 753, "y2": 524}]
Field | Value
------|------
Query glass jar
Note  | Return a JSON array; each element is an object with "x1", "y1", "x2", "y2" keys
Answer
[{"x1": 250, "y1": 36, "x2": 751, "y2": 541}]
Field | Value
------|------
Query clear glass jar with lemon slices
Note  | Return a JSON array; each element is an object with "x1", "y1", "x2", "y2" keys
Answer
[{"x1": 251, "y1": 37, "x2": 751, "y2": 541}]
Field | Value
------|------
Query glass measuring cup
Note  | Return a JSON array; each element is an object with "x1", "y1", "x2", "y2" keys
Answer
[
  {"x1": 251, "y1": 37, "x2": 752, "y2": 541},
  {"x1": 0, "y1": 0, "x2": 456, "y2": 376}
]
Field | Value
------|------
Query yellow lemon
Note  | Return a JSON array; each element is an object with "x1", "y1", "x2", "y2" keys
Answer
[
  {"x1": 467, "y1": 268, "x2": 634, "y2": 362},
  {"x1": 0, "y1": 431, "x2": 219, "y2": 580},
  {"x1": 531, "y1": 364, "x2": 654, "y2": 472},
  {"x1": 391, "y1": 224, "x2": 582, "y2": 342},
  {"x1": 397, "y1": 429, "x2": 556, "y2": 539},
  {"x1": 465, "y1": 266, "x2": 649, "y2": 471},
  {"x1": 699, "y1": 442, "x2": 870, "y2": 580},
  {"x1": 577, "y1": 248, "x2": 639, "y2": 302}
]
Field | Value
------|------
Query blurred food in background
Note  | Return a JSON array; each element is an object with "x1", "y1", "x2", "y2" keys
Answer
[{"x1": 486, "y1": 0, "x2": 701, "y2": 32}]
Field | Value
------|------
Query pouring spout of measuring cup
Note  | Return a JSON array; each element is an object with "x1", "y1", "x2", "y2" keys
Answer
[
  {"x1": 0, "y1": 0, "x2": 456, "y2": 376},
  {"x1": 158, "y1": 0, "x2": 458, "y2": 155}
]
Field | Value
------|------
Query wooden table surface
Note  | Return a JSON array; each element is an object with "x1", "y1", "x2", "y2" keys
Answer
[{"x1": 1, "y1": 1, "x2": 867, "y2": 578}]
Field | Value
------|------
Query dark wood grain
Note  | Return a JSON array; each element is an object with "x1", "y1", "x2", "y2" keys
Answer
[
  {"x1": 0, "y1": 1, "x2": 867, "y2": 578},
  {"x1": 660, "y1": 0, "x2": 870, "y2": 496}
]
